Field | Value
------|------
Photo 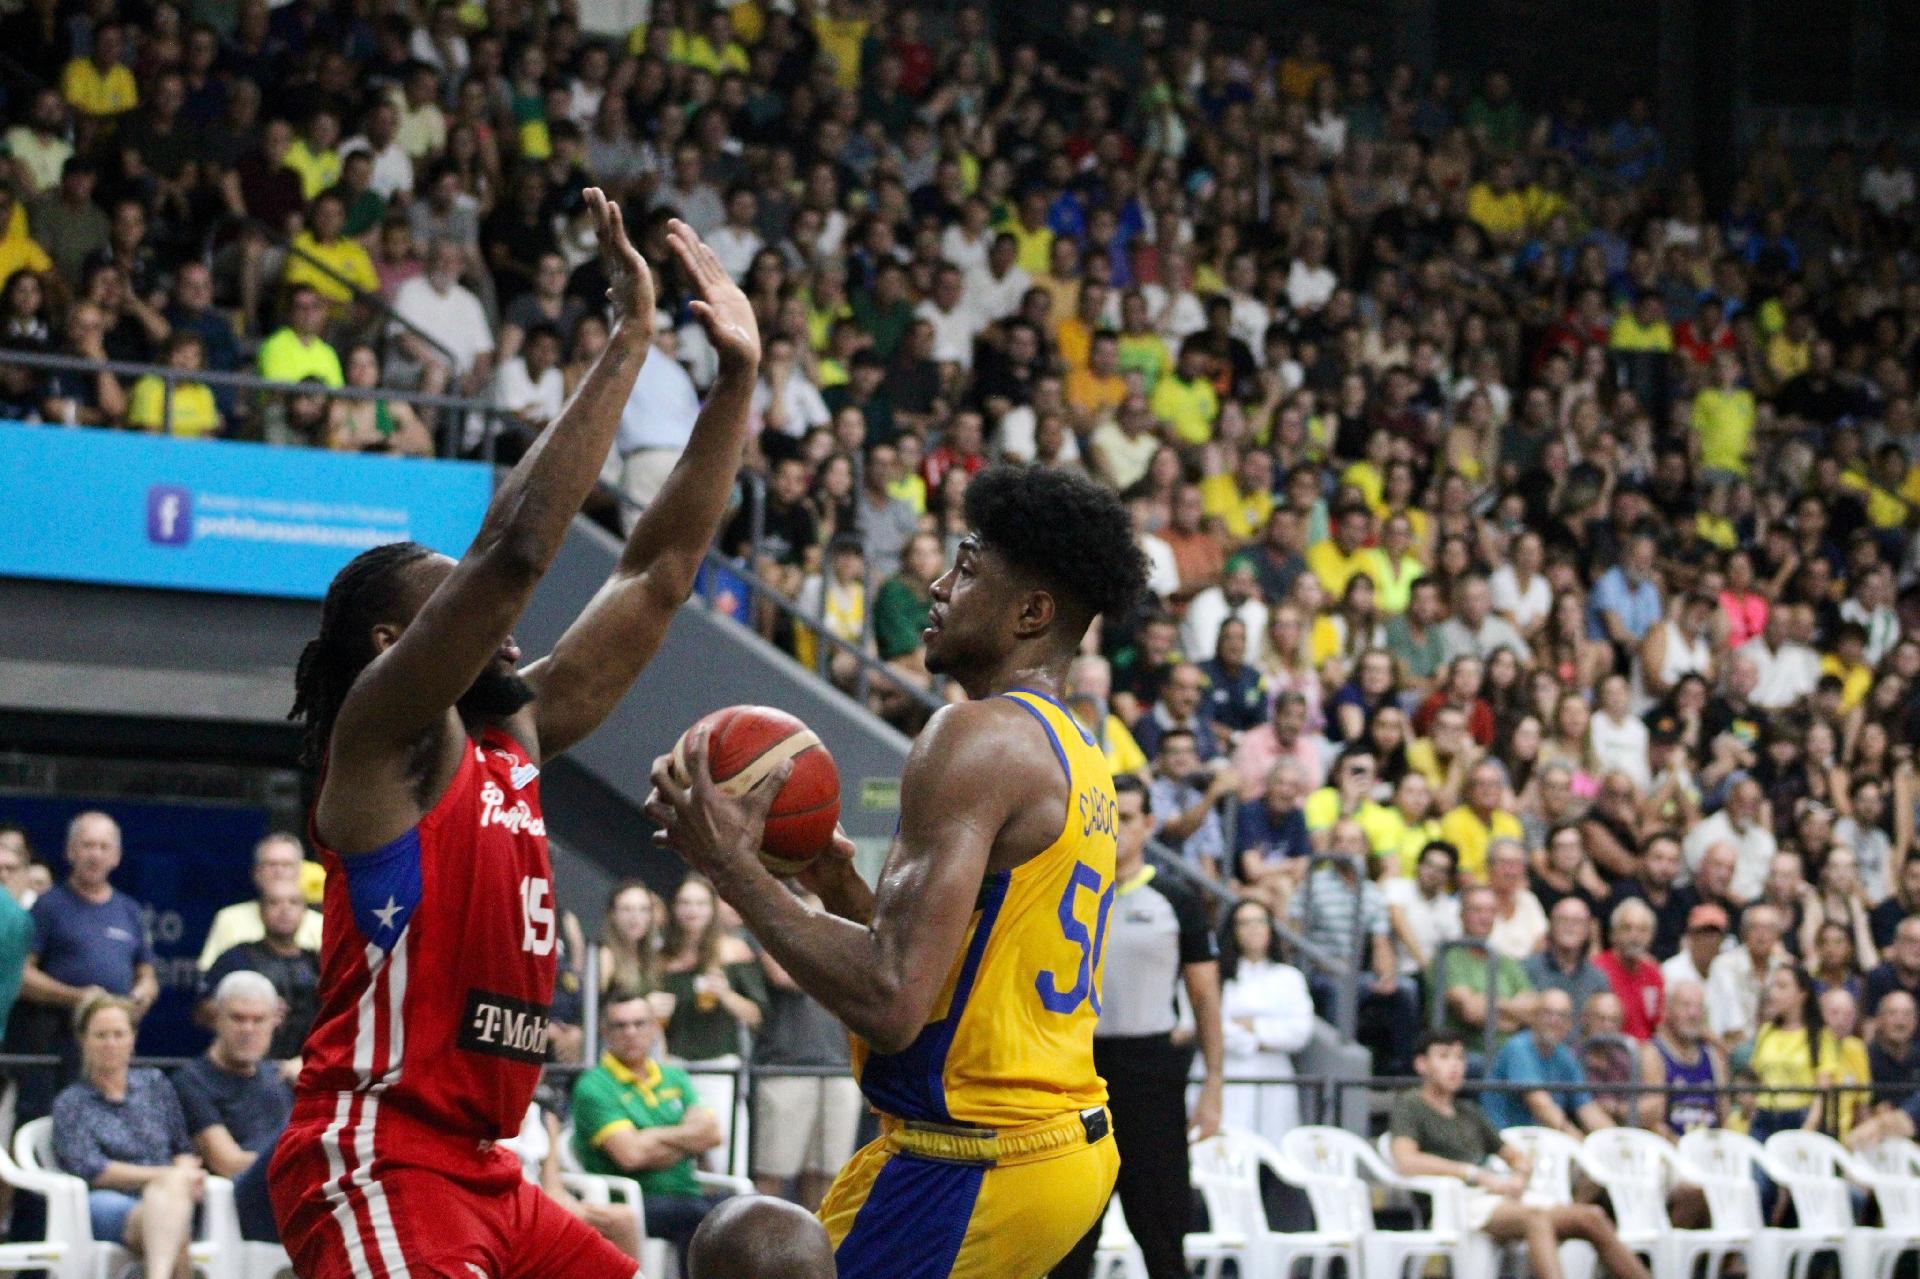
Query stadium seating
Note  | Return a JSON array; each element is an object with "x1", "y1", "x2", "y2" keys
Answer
[
  {"x1": 1190, "y1": 1128, "x2": 1354, "y2": 1279},
  {"x1": 14, "y1": 1118, "x2": 230, "y2": 1279},
  {"x1": 1581, "y1": 1127, "x2": 1743, "y2": 1279},
  {"x1": 1281, "y1": 1126, "x2": 1473, "y2": 1279},
  {"x1": 1763, "y1": 1131, "x2": 1920, "y2": 1279},
  {"x1": 1676, "y1": 1127, "x2": 1847, "y2": 1279}
]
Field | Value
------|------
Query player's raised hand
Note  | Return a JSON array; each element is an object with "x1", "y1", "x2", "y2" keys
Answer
[
  {"x1": 585, "y1": 187, "x2": 655, "y2": 331},
  {"x1": 665, "y1": 218, "x2": 760, "y2": 372},
  {"x1": 645, "y1": 725, "x2": 790, "y2": 877}
]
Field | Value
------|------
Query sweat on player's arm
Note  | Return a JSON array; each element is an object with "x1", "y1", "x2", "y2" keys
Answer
[
  {"x1": 520, "y1": 222, "x2": 762, "y2": 758},
  {"x1": 646, "y1": 696, "x2": 1055, "y2": 1054}
]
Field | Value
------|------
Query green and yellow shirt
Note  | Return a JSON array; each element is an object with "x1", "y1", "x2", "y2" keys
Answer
[{"x1": 569, "y1": 1053, "x2": 703, "y2": 1196}]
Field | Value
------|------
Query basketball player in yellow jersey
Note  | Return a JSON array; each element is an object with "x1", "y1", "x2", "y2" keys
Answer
[{"x1": 647, "y1": 465, "x2": 1149, "y2": 1279}]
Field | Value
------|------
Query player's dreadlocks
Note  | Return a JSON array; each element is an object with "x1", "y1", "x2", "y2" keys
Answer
[{"x1": 290, "y1": 540, "x2": 436, "y2": 769}]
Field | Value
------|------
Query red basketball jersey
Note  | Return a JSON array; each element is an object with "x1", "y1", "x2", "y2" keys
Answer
[{"x1": 291, "y1": 725, "x2": 559, "y2": 1176}]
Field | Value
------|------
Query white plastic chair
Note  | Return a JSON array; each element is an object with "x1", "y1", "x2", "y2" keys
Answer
[
  {"x1": 555, "y1": 1122, "x2": 751, "y2": 1279},
  {"x1": 0, "y1": 1130, "x2": 75, "y2": 1279},
  {"x1": 1281, "y1": 1125, "x2": 1469, "y2": 1279},
  {"x1": 1766, "y1": 1131, "x2": 1920, "y2": 1279},
  {"x1": 1190, "y1": 1129, "x2": 1353, "y2": 1279},
  {"x1": 1676, "y1": 1127, "x2": 1846, "y2": 1279},
  {"x1": 16, "y1": 1117, "x2": 228, "y2": 1279},
  {"x1": 1582, "y1": 1127, "x2": 1744, "y2": 1279},
  {"x1": 1496, "y1": 1127, "x2": 1598, "y2": 1279}
]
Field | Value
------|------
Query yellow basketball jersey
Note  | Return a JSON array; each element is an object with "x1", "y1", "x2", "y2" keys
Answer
[{"x1": 853, "y1": 688, "x2": 1118, "y2": 1128}]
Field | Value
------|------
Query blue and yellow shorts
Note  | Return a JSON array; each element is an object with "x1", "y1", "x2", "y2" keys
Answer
[{"x1": 822, "y1": 1108, "x2": 1119, "y2": 1279}]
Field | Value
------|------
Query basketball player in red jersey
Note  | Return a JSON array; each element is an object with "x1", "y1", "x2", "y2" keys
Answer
[{"x1": 267, "y1": 190, "x2": 760, "y2": 1279}]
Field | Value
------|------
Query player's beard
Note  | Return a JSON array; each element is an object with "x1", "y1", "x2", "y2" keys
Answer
[{"x1": 456, "y1": 666, "x2": 537, "y2": 722}]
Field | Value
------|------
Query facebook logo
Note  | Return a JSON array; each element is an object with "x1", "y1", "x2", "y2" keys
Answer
[{"x1": 146, "y1": 486, "x2": 192, "y2": 545}]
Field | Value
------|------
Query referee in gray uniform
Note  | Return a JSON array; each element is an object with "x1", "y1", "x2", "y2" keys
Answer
[{"x1": 1053, "y1": 774, "x2": 1225, "y2": 1279}]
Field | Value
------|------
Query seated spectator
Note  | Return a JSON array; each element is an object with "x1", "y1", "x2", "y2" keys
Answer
[
  {"x1": 1809, "y1": 919, "x2": 1865, "y2": 1004},
  {"x1": 1431, "y1": 884, "x2": 1538, "y2": 1058},
  {"x1": 1133, "y1": 662, "x2": 1221, "y2": 763},
  {"x1": 1199, "y1": 618, "x2": 1269, "y2": 745},
  {"x1": 199, "y1": 834, "x2": 323, "y2": 970},
  {"x1": 1683, "y1": 778, "x2": 1776, "y2": 904},
  {"x1": 1289, "y1": 821, "x2": 1417, "y2": 1075},
  {"x1": 1865, "y1": 916, "x2": 1920, "y2": 1018},
  {"x1": 1440, "y1": 763, "x2": 1524, "y2": 883},
  {"x1": 1639, "y1": 980, "x2": 1728, "y2": 1140},
  {"x1": 1485, "y1": 839, "x2": 1548, "y2": 960},
  {"x1": 1304, "y1": 745, "x2": 1397, "y2": 856},
  {"x1": 257, "y1": 286, "x2": 344, "y2": 388},
  {"x1": 498, "y1": 252, "x2": 586, "y2": 365},
  {"x1": 174, "y1": 972, "x2": 292, "y2": 1242},
  {"x1": 1871, "y1": 851, "x2": 1920, "y2": 954},
  {"x1": 492, "y1": 322, "x2": 568, "y2": 456},
  {"x1": 325, "y1": 344, "x2": 435, "y2": 455},
  {"x1": 53, "y1": 995, "x2": 203, "y2": 1279},
  {"x1": 1438, "y1": 574, "x2": 1532, "y2": 664},
  {"x1": 1183, "y1": 560, "x2": 1270, "y2": 666},
  {"x1": 1868, "y1": 990, "x2": 1920, "y2": 1112},
  {"x1": 126, "y1": 331, "x2": 222, "y2": 438},
  {"x1": 1390, "y1": 1030, "x2": 1652, "y2": 1279},
  {"x1": 1216, "y1": 899, "x2": 1314, "y2": 1146},
  {"x1": 1819, "y1": 986, "x2": 1873, "y2": 1138},
  {"x1": 1604, "y1": 831, "x2": 1692, "y2": 960},
  {"x1": 871, "y1": 531, "x2": 943, "y2": 672},
  {"x1": 1661, "y1": 904, "x2": 1732, "y2": 990},
  {"x1": 1749, "y1": 965, "x2": 1841, "y2": 1141},
  {"x1": 1232, "y1": 691, "x2": 1328, "y2": 803},
  {"x1": 1594, "y1": 898, "x2": 1665, "y2": 1040},
  {"x1": 571, "y1": 990, "x2": 726, "y2": 1270},
  {"x1": 1484, "y1": 989, "x2": 1615, "y2": 1134},
  {"x1": 41, "y1": 302, "x2": 127, "y2": 425},
  {"x1": 1234, "y1": 759, "x2": 1311, "y2": 911},
  {"x1": 1524, "y1": 896, "x2": 1613, "y2": 1015},
  {"x1": 196, "y1": 884, "x2": 320, "y2": 1061},
  {"x1": 656, "y1": 876, "x2": 766, "y2": 1067},
  {"x1": 1385, "y1": 841, "x2": 1462, "y2": 979},
  {"x1": 793, "y1": 535, "x2": 868, "y2": 689},
  {"x1": 1148, "y1": 729, "x2": 1236, "y2": 879},
  {"x1": 283, "y1": 191, "x2": 379, "y2": 315}
]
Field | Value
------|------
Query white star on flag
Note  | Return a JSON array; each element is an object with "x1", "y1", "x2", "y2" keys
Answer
[{"x1": 373, "y1": 896, "x2": 403, "y2": 931}]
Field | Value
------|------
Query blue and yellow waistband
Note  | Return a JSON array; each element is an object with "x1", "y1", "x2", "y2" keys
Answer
[{"x1": 878, "y1": 1107, "x2": 1112, "y2": 1167}]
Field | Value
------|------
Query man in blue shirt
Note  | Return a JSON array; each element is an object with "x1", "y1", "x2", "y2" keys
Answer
[
  {"x1": 16, "y1": 812, "x2": 156, "y2": 1119},
  {"x1": 1587, "y1": 534, "x2": 1664, "y2": 653},
  {"x1": 1483, "y1": 988, "x2": 1615, "y2": 1134}
]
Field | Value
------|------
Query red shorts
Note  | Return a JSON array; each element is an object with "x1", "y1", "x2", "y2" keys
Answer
[{"x1": 270, "y1": 1120, "x2": 636, "y2": 1279}]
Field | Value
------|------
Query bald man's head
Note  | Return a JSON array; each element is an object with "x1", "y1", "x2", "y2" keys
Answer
[{"x1": 689, "y1": 1196, "x2": 835, "y2": 1279}]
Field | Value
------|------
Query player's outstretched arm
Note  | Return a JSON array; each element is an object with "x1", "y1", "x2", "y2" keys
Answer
[
  {"x1": 521, "y1": 220, "x2": 761, "y2": 760},
  {"x1": 328, "y1": 190, "x2": 654, "y2": 777},
  {"x1": 647, "y1": 701, "x2": 1043, "y2": 1053}
]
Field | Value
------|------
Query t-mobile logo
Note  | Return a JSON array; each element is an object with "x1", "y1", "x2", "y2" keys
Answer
[{"x1": 146, "y1": 486, "x2": 192, "y2": 545}]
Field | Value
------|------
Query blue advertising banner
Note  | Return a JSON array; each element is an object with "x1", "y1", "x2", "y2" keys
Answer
[
  {"x1": 0, "y1": 794, "x2": 269, "y2": 1057},
  {"x1": 0, "y1": 424, "x2": 493, "y2": 599}
]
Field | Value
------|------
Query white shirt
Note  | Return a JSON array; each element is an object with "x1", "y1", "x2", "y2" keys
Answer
[
  {"x1": 1487, "y1": 890, "x2": 1548, "y2": 960},
  {"x1": 1661, "y1": 950, "x2": 1715, "y2": 991},
  {"x1": 392, "y1": 277, "x2": 494, "y2": 375},
  {"x1": 915, "y1": 298, "x2": 983, "y2": 370},
  {"x1": 1682, "y1": 808, "x2": 1778, "y2": 904},
  {"x1": 1139, "y1": 532, "x2": 1180, "y2": 600},
  {"x1": 614, "y1": 347, "x2": 701, "y2": 454},
  {"x1": 706, "y1": 224, "x2": 765, "y2": 282},
  {"x1": 1706, "y1": 946, "x2": 1781, "y2": 1041},
  {"x1": 494, "y1": 358, "x2": 565, "y2": 424},
  {"x1": 340, "y1": 136, "x2": 414, "y2": 200},
  {"x1": 1738, "y1": 636, "x2": 1821, "y2": 709},
  {"x1": 1383, "y1": 878, "x2": 1461, "y2": 975},
  {"x1": 1286, "y1": 260, "x2": 1337, "y2": 312},
  {"x1": 995, "y1": 404, "x2": 1080, "y2": 465},
  {"x1": 1863, "y1": 165, "x2": 1916, "y2": 217},
  {"x1": 1589, "y1": 711, "x2": 1651, "y2": 790},
  {"x1": 939, "y1": 224, "x2": 992, "y2": 275},
  {"x1": 962, "y1": 262, "x2": 1030, "y2": 324},
  {"x1": 749, "y1": 368, "x2": 830, "y2": 438},
  {"x1": 1139, "y1": 282, "x2": 1207, "y2": 341},
  {"x1": 1181, "y1": 588, "x2": 1269, "y2": 665},
  {"x1": 1228, "y1": 291, "x2": 1273, "y2": 351},
  {"x1": 1489, "y1": 565, "x2": 1551, "y2": 633}
]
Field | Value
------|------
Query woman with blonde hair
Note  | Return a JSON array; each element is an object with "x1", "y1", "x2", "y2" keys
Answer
[
  {"x1": 658, "y1": 874, "x2": 767, "y2": 1063},
  {"x1": 597, "y1": 879, "x2": 661, "y2": 995},
  {"x1": 53, "y1": 994, "x2": 203, "y2": 1279}
]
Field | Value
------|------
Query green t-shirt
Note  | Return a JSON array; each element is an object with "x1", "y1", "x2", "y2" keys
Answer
[
  {"x1": 0, "y1": 893, "x2": 31, "y2": 1029},
  {"x1": 1429, "y1": 945, "x2": 1531, "y2": 1050},
  {"x1": 570, "y1": 1054, "x2": 703, "y2": 1195},
  {"x1": 872, "y1": 576, "x2": 931, "y2": 660},
  {"x1": 660, "y1": 961, "x2": 768, "y2": 1061},
  {"x1": 1388, "y1": 1090, "x2": 1502, "y2": 1166}
]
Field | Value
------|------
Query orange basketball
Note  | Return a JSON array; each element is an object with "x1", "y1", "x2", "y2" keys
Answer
[{"x1": 671, "y1": 705, "x2": 840, "y2": 874}]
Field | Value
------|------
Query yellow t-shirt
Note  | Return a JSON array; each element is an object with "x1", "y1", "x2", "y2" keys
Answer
[
  {"x1": 1365, "y1": 549, "x2": 1425, "y2": 615},
  {"x1": 284, "y1": 140, "x2": 342, "y2": 200},
  {"x1": 1821, "y1": 655, "x2": 1872, "y2": 712},
  {"x1": 851, "y1": 689, "x2": 1113, "y2": 1125},
  {"x1": 1305, "y1": 540, "x2": 1372, "y2": 598},
  {"x1": 1116, "y1": 332, "x2": 1170, "y2": 391},
  {"x1": 257, "y1": 328, "x2": 345, "y2": 387},
  {"x1": 683, "y1": 35, "x2": 749, "y2": 74},
  {"x1": 1692, "y1": 386, "x2": 1755, "y2": 474},
  {"x1": 1066, "y1": 368, "x2": 1127, "y2": 422},
  {"x1": 1341, "y1": 460, "x2": 1386, "y2": 515},
  {"x1": 1100, "y1": 713, "x2": 1147, "y2": 778},
  {"x1": 1610, "y1": 312, "x2": 1675, "y2": 353},
  {"x1": 284, "y1": 232, "x2": 380, "y2": 305},
  {"x1": 1302, "y1": 792, "x2": 1402, "y2": 854},
  {"x1": 1149, "y1": 374, "x2": 1218, "y2": 446},
  {"x1": 1751, "y1": 1024, "x2": 1854, "y2": 1114},
  {"x1": 127, "y1": 377, "x2": 220, "y2": 438},
  {"x1": 0, "y1": 210, "x2": 53, "y2": 284},
  {"x1": 60, "y1": 58, "x2": 138, "y2": 118},
  {"x1": 1197, "y1": 474, "x2": 1273, "y2": 544},
  {"x1": 1767, "y1": 334, "x2": 1810, "y2": 382},
  {"x1": 811, "y1": 15, "x2": 869, "y2": 89},
  {"x1": 1439, "y1": 804, "x2": 1524, "y2": 881},
  {"x1": 1002, "y1": 221, "x2": 1054, "y2": 277},
  {"x1": 887, "y1": 473, "x2": 927, "y2": 515},
  {"x1": 1466, "y1": 184, "x2": 1528, "y2": 241}
]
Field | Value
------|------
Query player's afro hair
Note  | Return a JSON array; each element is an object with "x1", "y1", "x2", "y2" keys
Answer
[{"x1": 963, "y1": 465, "x2": 1148, "y2": 627}]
